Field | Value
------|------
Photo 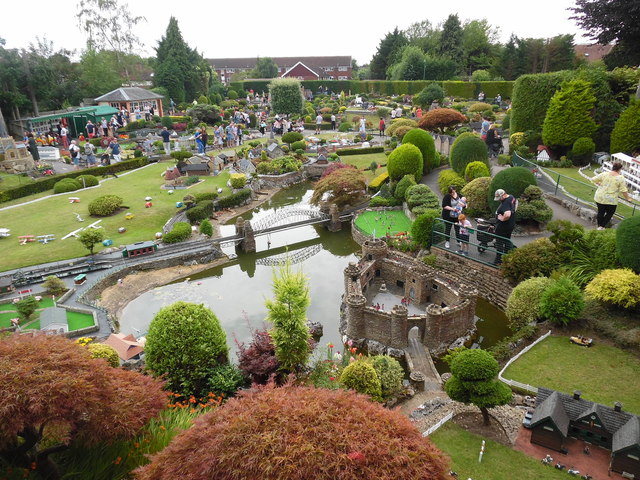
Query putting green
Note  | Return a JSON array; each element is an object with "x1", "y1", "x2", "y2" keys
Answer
[{"x1": 354, "y1": 210, "x2": 412, "y2": 237}]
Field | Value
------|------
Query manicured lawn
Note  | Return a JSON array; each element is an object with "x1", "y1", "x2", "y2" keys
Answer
[
  {"x1": 66, "y1": 311, "x2": 95, "y2": 330},
  {"x1": 0, "y1": 173, "x2": 36, "y2": 191},
  {"x1": 430, "y1": 422, "x2": 566, "y2": 480},
  {"x1": 503, "y1": 335, "x2": 640, "y2": 414},
  {"x1": 354, "y1": 210, "x2": 412, "y2": 237},
  {"x1": 341, "y1": 152, "x2": 388, "y2": 182},
  {"x1": 0, "y1": 311, "x2": 19, "y2": 328},
  {"x1": 0, "y1": 163, "x2": 231, "y2": 272}
]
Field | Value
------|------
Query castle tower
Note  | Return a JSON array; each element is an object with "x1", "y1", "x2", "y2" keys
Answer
[
  {"x1": 327, "y1": 203, "x2": 342, "y2": 232},
  {"x1": 235, "y1": 217, "x2": 256, "y2": 253},
  {"x1": 424, "y1": 303, "x2": 444, "y2": 349},
  {"x1": 344, "y1": 262, "x2": 361, "y2": 294},
  {"x1": 345, "y1": 293, "x2": 367, "y2": 339},
  {"x1": 361, "y1": 238, "x2": 388, "y2": 262},
  {"x1": 390, "y1": 304, "x2": 408, "y2": 349}
]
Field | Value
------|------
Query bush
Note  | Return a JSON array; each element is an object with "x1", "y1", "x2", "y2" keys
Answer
[
  {"x1": 53, "y1": 178, "x2": 81, "y2": 194},
  {"x1": 571, "y1": 137, "x2": 595, "y2": 166},
  {"x1": 506, "y1": 276, "x2": 553, "y2": 331},
  {"x1": 145, "y1": 301, "x2": 228, "y2": 396},
  {"x1": 394, "y1": 174, "x2": 416, "y2": 200},
  {"x1": 461, "y1": 176, "x2": 491, "y2": 217},
  {"x1": 539, "y1": 277, "x2": 585, "y2": 326},
  {"x1": 256, "y1": 156, "x2": 302, "y2": 175},
  {"x1": 186, "y1": 104, "x2": 221, "y2": 125},
  {"x1": 402, "y1": 128, "x2": 437, "y2": 174},
  {"x1": 406, "y1": 184, "x2": 440, "y2": 210},
  {"x1": 517, "y1": 198, "x2": 553, "y2": 225},
  {"x1": 161, "y1": 116, "x2": 173, "y2": 129},
  {"x1": 567, "y1": 229, "x2": 619, "y2": 286},
  {"x1": 186, "y1": 200, "x2": 214, "y2": 223},
  {"x1": 368, "y1": 171, "x2": 389, "y2": 192},
  {"x1": 464, "y1": 161, "x2": 490, "y2": 181},
  {"x1": 610, "y1": 100, "x2": 640, "y2": 154},
  {"x1": 437, "y1": 169, "x2": 467, "y2": 195},
  {"x1": 269, "y1": 78, "x2": 304, "y2": 115},
  {"x1": 469, "y1": 102, "x2": 493, "y2": 113},
  {"x1": 585, "y1": 268, "x2": 640, "y2": 310},
  {"x1": 87, "y1": 194, "x2": 124, "y2": 216},
  {"x1": 184, "y1": 175, "x2": 199, "y2": 186},
  {"x1": 371, "y1": 355, "x2": 404, "y2": 400},
  {"x1": 193, "y1": 191, "x2": 218, "y2": 203},
  {"x1": 487, "y1": 166, "x2": 536, "y2": 210},
  {"x1": 411, "y1": 209, "x2": 441, "y2": 248},
  {"x1": 334, "y1": 146, "x2": 384, "y2": 156},
  {"x1": 230, "y1": 173, "x2": 247, "y2": 189},
  {"x1": 163, "y1": 221, "x2": 192, "y2": 243},
  {"x1": 450, "y1": 133, "x2": 489, "y2": 176},
  {"x1": 199, "y1": 218, "x2": 213, "y2": 237},
  {"x1": 217, "y1": 188, "x2": 252, "y2": 209},
  {"x1": 281, "y1": 131, "x2": 304, "y2": 144},
  {"x1": 471, "y1": 70, "x2": 491, "y2": 82},
  {"x1": 75, "y1": 174, "x2": 99, "y2": 187},
  {"x1": 227, "y1": 90, "x2": 238, "y2": 99},
  {"x1": 170, "y1": 150, "x2": 193, "y2": 161},
  {"x1": 340, "y1": 360, "x2": 382, "y2": 401},
  {"x1": 387, "y1": 144, "x2": 423, "y2": 182},
  {"x1": 417, "y1": 108, "x2": 467, "y2": 133},
  {"x1": 386, "y1": 118, "x2": 418, "y2": 137},
  {"x1": 338, "y1": 122, "x2": 351, "y2": 132},
  {"x1": 414, "y1": 83, "x2": 444, "y2": 107},
  {"x1": 205, "y1": 364, "x2": 246, "y2": 397},
  {"x1": 87, "y1": 343, "x2": 120, "y2": 368},
  {"x1": 291, "y1": 140, "x2": 306, "y2": 152},
  {"x1": 616, "y1": 215, "x2": 640, "y2": 273},
  {"x1": 42, "y1": 275, "x2": 67, "y2": 296},
  {"x1": 501, "y1": 238, "x2": 561, "y2": 283}
]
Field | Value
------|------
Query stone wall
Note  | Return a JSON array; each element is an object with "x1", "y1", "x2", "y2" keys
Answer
[{"x1": 258, "y1": 170, "x2": 307, "y2": 189}]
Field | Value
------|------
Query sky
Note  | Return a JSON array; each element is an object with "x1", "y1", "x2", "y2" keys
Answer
[{"x1": 3, "y1": 0, "x2": 592, "y2": 64}]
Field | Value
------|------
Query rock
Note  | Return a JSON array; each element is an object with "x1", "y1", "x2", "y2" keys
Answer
[
  {"x1": 307, "y1": 321, "x2": 323, "y2": 338},
  {"x1": 366, "y1": 339, "x2": 386, "y2": 355},
  {"x1": 386, "y1": 347, "x2": 405, "y2": 359},
  {"x1": 440, "y1": 372, "x2": 452, "y2": 383}
]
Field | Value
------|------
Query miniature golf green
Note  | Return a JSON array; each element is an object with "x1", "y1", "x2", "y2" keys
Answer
[{"x1": 354, "y1": 210, "x2": 412, "y2": 237}]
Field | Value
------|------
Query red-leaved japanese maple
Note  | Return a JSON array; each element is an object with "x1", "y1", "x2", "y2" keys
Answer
[
  {"x1": 0, "y1": 333, "x2": 166, "y2": 479},
  {"x1": 418, "y1": 108, "x2": 468, "y2": 134},
  {"x1": 135, "y1": 385, "x2": 450, "y2": 480}
]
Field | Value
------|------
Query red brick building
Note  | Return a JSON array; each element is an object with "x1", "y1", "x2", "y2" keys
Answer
[{"x1": 208, "y1": 56, "x2": 352, "y2": 84}]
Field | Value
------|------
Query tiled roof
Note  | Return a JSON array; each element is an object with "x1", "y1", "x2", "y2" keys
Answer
[
  {"x1": 613, "y1": 416, "x2": 640, "y2": 453},
  {"x1": 531, "y1": 391, "x2": 571, "y2": 435},
  {"x1": 95, "y1": 87, "x2": 163, "y2": 102},
  {"x1": 103, "y1": 333, "x2": 144, "y2": 362},
  {"x1": 208, "y1": 56, "x2": 352, "y2": 70},
  {"x1": 574, "y1": 44, "x2": 614, "y2": 62}
]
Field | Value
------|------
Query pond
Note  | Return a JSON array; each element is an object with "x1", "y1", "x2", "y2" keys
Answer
[{"x1": 120, "y1": 182, "x2": 511, "y2": 362}]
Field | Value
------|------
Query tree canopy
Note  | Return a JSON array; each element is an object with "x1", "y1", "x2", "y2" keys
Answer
[
  {"x1": 310, "y1": 167, "x2": 367, "y2": 209},
  {"x1": 369, "y1": 27, "x2": 408, "y2": 80},
  {"x1": 268, "y1": 77, "x2": 304, "y2": 115},
  {"x1": 252, "y1": 57, "x2": 279, "y2": 78}
]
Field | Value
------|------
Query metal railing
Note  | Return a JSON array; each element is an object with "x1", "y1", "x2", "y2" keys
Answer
[
  {"x1": 511, "y1": 153, "x2": 637, "y2": 219},
  {"x1": 431, "y1": 218, "x2": 514, "y2": 268}
]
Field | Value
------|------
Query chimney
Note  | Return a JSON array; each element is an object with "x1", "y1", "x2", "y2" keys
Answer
[
  {"x1": 614, "y1": 402, "x2": 623, "y2": 412},
  {"x1": 573, "y1": 390, "x2": 582, "y2": 400}
]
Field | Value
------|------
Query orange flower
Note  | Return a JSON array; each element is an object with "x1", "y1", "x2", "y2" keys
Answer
[
  {"x1": 114, "y1": 457, "x2": 122, "y2": 465},
  {"x1": 159, "y1": 425, "x2": 166, "y2": 431}
]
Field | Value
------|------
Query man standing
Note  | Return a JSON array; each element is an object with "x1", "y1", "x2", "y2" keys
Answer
[
  {"x1": 108, "y1": 137, "x2": 121, "y2": 163},
  {"x1": 330, "y1": 113, "x2": 336, "y2": 131},
  {"x1": 160, "y1": 127, "x2": 172, "y2": 156},
  {"x1": 493, "y1": 189, "x2": 517, "y2": 265},
  {"x1": 60, "y1": 125, "x2": 69, "y2": 148},
  {"x1": 86, "y1": 120, "x2": 96, "y2": 139},
  {"x1": 315, "y1": 113, "x2": 323, "y2": 134},
  {"x1": 69, "y1": 140, "x2": 80, "y2": 169},
  {"x1": 84, "y1": 140, "x2": 96, "y2": 166}
]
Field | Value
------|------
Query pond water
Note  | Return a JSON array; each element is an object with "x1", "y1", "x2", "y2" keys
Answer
[{"x1": 120, "y1": 182, "x2": 511, "y2": 363}]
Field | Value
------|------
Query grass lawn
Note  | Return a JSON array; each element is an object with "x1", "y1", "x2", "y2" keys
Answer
[
  {"x1": 66, "y1": 311, "x2": 95, "y2": 330},
  {"x1": 0, "y1": 311, "x2": 19, "y2": 328},
  {"x1": 341, "y1": 152, "x2": 388, "y2": 182},
  {"x1": 503, "y1": 335, "x2": 640, "y2": 414},
  {"x1": 0, "y1": 163, "x2": 231, "y2": 272},
  {"x1": 430, "y1": 422, "x2": 566, "y2": 480},
  {"x1": 354, "y1": 210, "x2": 412, "y2": 237},
  {"x1": 0, "y1": 173, "x2": 36, "y2": 192}
]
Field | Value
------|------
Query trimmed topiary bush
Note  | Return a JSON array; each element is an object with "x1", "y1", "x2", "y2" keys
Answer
[
  {"x1": 291, "y1": 140, "x2": 306, "y2": 152},
  {"x1": 506, "y1": 276, "x2": 553, "y2": 331},
  {"x1": 539, "y1": 277, "x2": 584, "y2": 326},
  {"x1": 340, "y1": 360, "x2": 382, "y2": 401},
  {"x1": 75, "y1": 174, "x2": 99, "y2": 187},
  {"x1": 410, "y1": 209, "x2": 441, "y2": 248},
  {"x1": 199, "y1": 218, "x2": 213, "y2": 237},
  {"x1": 616, "y1": 215, "x2": 640, "y2": 273},
  {"x1": 386, "y1": 118, "x2": 418, "y2": 137},
  {"x1": 501, "y1": 238, "x2": 560, "y2": 283},
  {"x1": 186, "y1": 200, "x2": 214, "y2": 223},
  {"x1": 230, "y1": 173, "x2": 247, "y2": 189},
  {"x1": 487, "y1": 166, "x2": 536, "y2": 210},
  {"x1": 570, "y1": 137, "x2": 595, "y2": 166},
  {"x1": 610, "y1": 100, "x2": 640, "y2": 154},
  {"x1": 87, "y1": 343, "x2": 120, "y2": 368},
  {"x1": 414, "y1": 83, "x2": 444, "y2": 107},
  {"x1": 585, "y1": 268, "x2": 640, "y2": 310},
  {"x1": 461, "y1": 176, "x2": 491, "y2": 217},
  {"x1": 163, "y1": 221, "x2": 192, "y2": 243},
  {"x1": 402, "y1": 128, "x2": 437, "y2": 174},
  {"x1": 405, "y1": 184, "x2": 440, "y2": 210},
  {"x1": 394, "y1": 125, "x2": 413, "y2": 141},
  {"x1": 417, "y1": 108, "x2": 467, "y2": 134},
  {"x1": 469, "y1": 102, "x2": 492, "y2": 113},
  {"x1": 53, "y1": 178, "x2": 82, "y2": 194},
  {"x1": 371, "y1": 355, "x2": 404, "y2": 400},
  {"x1": 464, "y1": 161, "x2": 490, "y2": 181},
  {"x1": 394, "y1": 174, "x2": 416, "y2": 200},
  {"x1": 387, "y1": 144, "x2": 423, "y2": 182},
  {"x1": 88, "y1": 194, "x2": 124, "y2": 216},
  {"x1": 281, "y1": 131, "x2": 304, "y2": 144},
  {"x1": 437, "y1": 169, "x2": 467, "y2": 195},
  {"x1": 450, "y1": 133, "x2": 489, "y2": 176},
  {"x1": 516, "y1": 185, "x2": 553, "y2": 225}
]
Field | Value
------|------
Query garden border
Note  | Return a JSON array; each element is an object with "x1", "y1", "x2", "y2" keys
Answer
[{"x1": 498, "y1": 330, "x2": 552, "y2": 394}]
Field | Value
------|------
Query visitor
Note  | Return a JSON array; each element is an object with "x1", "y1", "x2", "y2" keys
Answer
[
  {"x1": 456, "y1": 214, "x2": 472, "y2": 256},
  {"x1": 416, "y1": 107, "x2": 423, "y2": 118},
  {"x1": 485, "y1": 124, "x2": 502, "y2": 158},
  {"x1": 379, "y1": 117, "x2": 386, "y2": 137},
  {"x1": 315, "y1": 112, "x2": 323, "y2": 134},
  {"x1": 591, "y1": 161, "x2": 633, "y2": 229},
  {"x1": 480, "y1": 116, "x2": 490, "y2": 140},
  {"x1": 259, "y1": 119, "x2": 266, "y2": 136},
  {"x1": 441, "y1": 185, "x2": 461, "y2": 249},
  {"x1": 359, "y1": 117, "x2": 366, "y2": 141},
  {"x1": 69, "y1": 140, "x2": 80, "y2": 169},
  {"x1": 134, "y1": 106, "x2": 141, "y2": 121},
  {"x1": 86, "y1": 120, "x2": 96, "y2": 139},
  {"x1": 194, "y1": 127, "x2": 204, "y2": 154},
  {"x1": 215, "y1": 125, "x2": 224, "y2": 149},
  {"x1": 395, "y1": 106, "x2": 403, "y2": 118},
  {"x1": 236, "y1": 125, "x2": 242, "y2": 146},
  {"x1": 84, "y1": 141, "x2": 96, "y2": 166},
  {"x1": 495, "y1": 94, "x2": 502, "y2": 106},
  {"x1": 160, "y1": 126, "x2": 172, "y2": 155},
  {"x1": 100, "y1": 117, "x2": 108, "y2": 137},
  {"x1": 60, "y1": 124, "x2": 69, "y2": 149},
  {"x1": 108, "y1": 137, "x2": 121, "y2": 163},
  {"x1": 201, "y1": 127, "x2": 209, "y2": 152},
  {"x1": 478, "y1": 91, "x2": 486, "y2": 102},
  {"x1": 493, "y1": 189, "x2": 517, "y2": 265},
  {"x1": 225, "y1": 123, "x2": 235, "y2": 148},
  {"x1": 331, "y1": 113, "x2": 336, "y2": 130}
]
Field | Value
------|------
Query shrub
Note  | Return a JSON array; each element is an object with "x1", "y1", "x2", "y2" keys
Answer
[
  {"x1": 517, "y1": 198, "x2": 553, "y2": 225},
  {"x1": 402, "y1": 128, "x2": 437, "y2": 174},
  {"x1": 414, "y1": 83, "x2": 444, "y2": 107},
  {"x1": 170, "y1": 150, "x2": 193, "y2": 161},
  {"x1": 610, "y1": 100, "x2": 640, "y2": 154},
  {"x1": 501, "y1": 238, "x2": 561, "y2": 283},
  {"x1": 205, "y1": 364, "x2": 246, "y2": 397},
  {"x1": 469, "y1": 102, "x2": 493, "y2": 113},
  {"x1": 464, "y1": 161, "x2": 490, "y2": 181},
  {"x1": 437, "y1": 169, "x2": 467, "y2": 195},
  {"x1": 269, "y1": 78, "x2": 304, "y2": 115},
  {"x1": 227, "y1": 89, "x2": 238, "y2": 99},
  {"x1": 387, "y1": 144, "x2": 423, "y2": 182},
  {"x1": 193, "y1": 191, "x2": 218, "y2": 202},
  {"x1": 281, "y1": 131, "x2": 303, "y2": 144},
  {"x1": 371, "y1": 355, "x2": 404, "y2": 400},
  {"x1": 539, "y1": 277, "x2": 585, "y2": 326},
  {"x1": 236, "y1": 329, "x2": 279, "y2": 384},
  {"x1": 338, "y1": 122, "x2": 351, "y2": 132},
  {"x1": 369, "y1": 196, "x2": 401, "y2": 207},
  {"x1": 217, "y1": 188, "x2": 252, "y2": 209},
  {"x1": 199, "y1": 218, "x2": 213, "y2": 237},
  {"x1": 230, "y1": 173, "x2": 247, "y2": 189},
  {"x1": 186, "y1": 104, "x2": 221, "y2": 125},
  {"x1": 394, "y1": 174, "x2": 416, "y2": 200},
  {"x1": 461, "y1": 176, "x2": 491, "y2": 217},
  {"x1": 411, "y1": 209, "x2": 441, "y2": 248},
  {"x1": 585, "y1": 268, "x2": 640, "y2": 310},
  {"x1": 571, "y1": 137, "x2": 595, "y2": 166},
  {"x1": 42, "y1": 275, "x2": 67, "y2": 296},
  {"x1": 417, "y1": 108, "x2": 467, "y2": 133},
  {"x1": 394, "y1": 125, "x2": 413, "y2": 141},
  {"x1": 291, "y1": 140, "x2": 306, "y2": 152},
  {"x1": 509, "y1": 132, "x2": 526, "y2": 148},
  {"x1": 377, "y1": 106, "x2": 391, "y2": 118},
  {"x1": 320, "y1": 163, "x2": 355, "y2": 179},
  {"x1": 161, "y1": 116, "x2": 173, "y2": 129},
  {"x1": 163, "y1": 221, "x2": 192, "y2": 243},
  {"x1": 334, "y1": 146, "x2": 384, "y2": 156},
  {"x1": 145, "y1": 301, "x2": 228, "y2": 396},
  {"x1": 506, "y1": 276, "x2": 553, "y2": 331},
  {"x1": 186, "y1": 200, "x2": 214, "y2": 223},
  {"x1": 87, "y1": 343, "x2": 120, "y2": 367},
  {"x1": 616, "y1": 215, "x2": 640, "y2": 273},
  {"x1": 340, "y1": 360, "x2": 382, "y2": 401},
  {"x1": 184, "y1": 175, "x2": 199, "y2": 186},
  {"x1": 368, "y1": 171, "x2": 389, "y2": 192},
  {"x1": 75, "y1": 174, "x2": 99, "y2": 187},
  {"x1": 450, "y1": 133, "x2": 489, "y2": 176},
  {"x1": 88, "y1": 194, "x2": 124, "y2": 216},
  {"x1": 53, "y1": 178, "x2": 81, "y2": 194},
  {"x1": 487, "y1": 166, "x2": 536, "y2": 209},
  {"x1": 568, "y1": 229, "x2": 619, "y2": 286},
  {"x1": 406, "y1": 184, "x2": 440, "y2": 210},
  {"x1": 471, "y1": 70, "x2": 491, "y2": 82},
  {"x1": 386, "y1": 118, "x2": 418, "y2": 137}
]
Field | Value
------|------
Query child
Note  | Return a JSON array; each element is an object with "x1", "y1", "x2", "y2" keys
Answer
[
  {"x1": 456, "y1": 214, "x2": 473, "y2": 256},
  {"x1": 454, "y1": 196, "x2": 467, "y2": 217}
]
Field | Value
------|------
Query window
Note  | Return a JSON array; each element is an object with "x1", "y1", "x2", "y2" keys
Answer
[
  {"x1": 628, "y1": 454, "x2": 640, "y2": 460},
  {"x1": 338, "y1": 76, "x2": 348, "y2": 80},
  {"x1": 543, "y1": 426, "x2": 554, "y2": 431},
  {"x1": 338, "y1": 66, "x2": 348, "y2": 71}
]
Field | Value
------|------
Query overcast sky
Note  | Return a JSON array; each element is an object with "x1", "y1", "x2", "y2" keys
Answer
[{"x1": 3, "y1": 0, "x2": 592, "y2": 64}]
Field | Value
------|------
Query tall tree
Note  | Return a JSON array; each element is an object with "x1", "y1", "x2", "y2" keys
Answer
[
  {"x1": 462, "y1": 19, "x2": 499, "y2": 75},
  {"x1": 78, "y1": 48, "x2": 122, "y2": 98},
  {"x1": 494, "y1": 35, "x2": 518, "y2": 80},
  {"x1": 369, "y1": 27, "x2": 408, "y2": 80},
  {"x1": 252, "y1": 57, "x2": 279, "y2": 78},
  {"x1": 268, "y1": 78, "x2": 304, "y2": 115},
  {"x1": 438, "y1": 14, "x2": 464, "y2": 72},
  {"x1": 0, "y1": 38, "x2": 29, "y2": 121},
  {"x1": 389, "y1": 45, "x2": 426, "y2": 80},
  {"x1": 543, "y1": 35, "x2": 576, "y2": 73},
  {"x1": 266, "y1": 262, "x2": 311, "y2": 374},
  {"x1": 404, "y1": 19, "x2": 440, "y2": 54}
]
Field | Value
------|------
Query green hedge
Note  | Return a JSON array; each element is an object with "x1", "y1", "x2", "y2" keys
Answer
[
  {"x1": 0, "y1": 157, "x2": 150, "y2": 204},
  {"x1": 336, "y1": 146, "x2": 384, "y2": 156},
  {"x1": 217, "y1": 188, "x2": 252, "y2": 209},
  {"x1": 303, "y1": 122, "x2": 334, "y2": 131},
  {"x1": 163, "y1": 221, "x2": 192, "y2": 244},
  {"x1": 186, "y1": 200, "x2": 214, "y2": 223}
]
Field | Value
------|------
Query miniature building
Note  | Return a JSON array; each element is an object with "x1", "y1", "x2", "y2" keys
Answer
[
  {"x1": 0, "y1": 276, "x2": 15, "y2": 294},
  {"x1": 95, "y1": 87, "x2": 164, "y2": 121},
  {"x1": 266, "y1": 142, "x2": 285, "y2": 159},
  {"x1": 0, "y1": 137, "x2": 35, "y2": 174},
  {"x1": 530, "y1": 388, "x2": 640, "y2": 478},
  {"x1": 27, "y1": 105, "x2": 120, "y2": 139},
  {"x1": 342, "y1": 238, "x2": 477, "y2": 354},
  {"x1": 237, "y1": 157, "x2": 256, "y2": 174},
  {"x1": 122, "y1": 241, "x2": 157, "y2": 258},
  {"x1": 183, "y1": 163, "x2": 210, "y2": 177},
  {"x1": 164, "y1": 166, "x2": 183, "y2": 187},
  {"x1": 103, "y1": 333, "x2": 144, "y2": 362},
  {"x1": 39, "y1": 307, "x2": 68, "y2": 333}
]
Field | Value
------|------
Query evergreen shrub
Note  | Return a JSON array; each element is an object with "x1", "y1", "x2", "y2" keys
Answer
[
  {"x1": 371, "y1": 355, "x2": 404, "y2": 399},
  {"x1": 386, "y1": 118, "x2": 418, "y2": 137},
  {"x1": 610, "y1": 100, "x2": 640, "y2": 154},
  {"x1": 501, "y1": 238, "x2": 560, "y2": 283},
  {"x1": 75, "y1": 175, "x2": 99, "y2": 187},
  {"x1": 616, "y1": 216, "x2": 640, "y2": 273},
  {"x1": 464, "y1": 161, "x2": 490, "y2": 181},
  {"x1": 450, "y1": 133, "x2": 489, "y2": 176},
  {"x1": 461, "y1": 176, "x2": 491, "y2": 217},
  {"x1": 88, "y1": 195, "x2": 123, "y2": 216},
  {"x1": 186, "y1": 200, "x2": 214, "y2": 223},
  {"x1": 584, "y1": 269, "x2": 640, "y2": 310},
  {"x1": 402, "y1": 128, "x2": 437, "y2": 174},
  {"x1": 387, "y1": 144, "x2": 423, "y2": 182},
  {"x1": 411, "y1": 209, "x2": 441, "y2": 248},
  {"x1": 53, "y1": 178, "x2": 81, "y2": 194},
  {"x1": 217, "y1": 188, "x2": 252, "y2": 208},
  {"x1": 281, "y1": 131, "x2": 303, "y2": 144},
  {"x1": 230, "y1": 173, "x2": 247, "y2": 189},
  {"x1": 437, "y1": 169, "x2": 467, "y2": 195},
  {"x1": 571, "y1": 137, "x2": 595, "y2": 166},
  {"x1": 506, "y1": 276, "x2": 553, "y2": 330},
  {"x1": 405, "y1": 184, "x2": 440, "y2": 210},
  {"x1": 163, "y1": 221, "x2": 192, "y2": 243},
  {"x1": 340, "y1": 360, "x2": 382, "y2": 401},
  {"x1": 394, "y1": 174, "x2": 416, "y2": 200},
  {"x1": 539, "y1": 277, "x2": 584, "y2": 326},
  {"x1": 87, "y1": 343, "x2": 120, "y2": 368},
  {"x1": 199, "y1": 218, "x2": 213, "y2": 237},
  {"x1": 487, "y1": 167, "x2": 536, "y2": 209}
]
